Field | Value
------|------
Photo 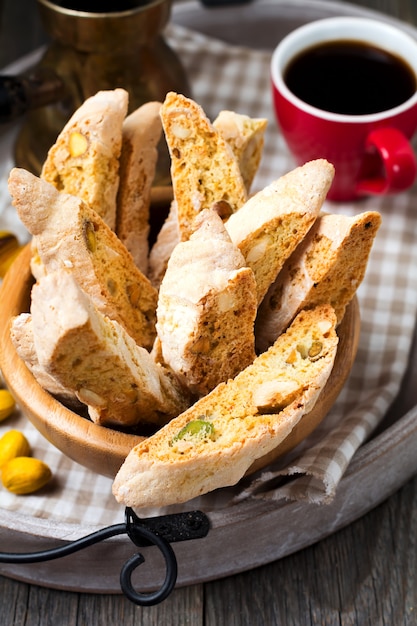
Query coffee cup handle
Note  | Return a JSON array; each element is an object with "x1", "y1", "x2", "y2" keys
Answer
[{"x1": 356, "y1": 127, "x2": 417, "y2": 195}]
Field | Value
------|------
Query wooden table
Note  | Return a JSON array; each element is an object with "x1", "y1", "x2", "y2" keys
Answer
[{"x1": 1, "y1": 0, "x2": 417, "y2": 624}]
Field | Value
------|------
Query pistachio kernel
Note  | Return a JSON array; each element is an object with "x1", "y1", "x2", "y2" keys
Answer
[
  {"x1": 83, "y1": 220, "x2": 97, "y2": 253},
  {"x1": 69, "y1": 131, "x2": 88, "y2": 157},
  {"x1": 171, "y1": 419, "x2": 215, "y2": 445},
  {"x1": 126, "y1": 282, "x2": 141, "y2": 308},
  {"x1": 308, "y1": 340, "x2": 323, "y2": 360},
  {"x1": 107, "y1": 278, "x2": 118, "y2": 296}
]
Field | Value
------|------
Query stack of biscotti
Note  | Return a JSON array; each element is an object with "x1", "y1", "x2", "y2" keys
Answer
[
  {"x1": 9, "y1": 93, "x2": 269, "y2": 429},
  {"x1": 7, "y1": 89, "x2": 382, "y2": 505}
]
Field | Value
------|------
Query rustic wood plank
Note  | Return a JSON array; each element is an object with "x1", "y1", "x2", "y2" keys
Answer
[
  {"x1": 0, "y1": 576, "x2": 30, "y2": 626},
  {"x1": 0, "y1": 577, "x2": 80, "y2": 626},
  {"x1": 76, "y1": 584, "x2": 204, "y2": 626},
  {"x1": 204, "y1": 476, "x2": 417, "y2": 626},
  {"x1": 24, "y1": 587, "x2": 79, "y2": 626},
  {"x1": 0, "y1": 577, "x2": 204, "y2": 625}
]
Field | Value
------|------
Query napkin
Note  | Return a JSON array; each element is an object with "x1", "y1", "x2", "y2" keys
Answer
[{"x1": 0, "y1": 24, "x2": 416, "y2": 530}]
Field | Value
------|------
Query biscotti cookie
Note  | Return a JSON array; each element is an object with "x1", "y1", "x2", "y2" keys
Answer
[
  {"x1": 30, "y1": 239, "x2": 46, "y2": 281},
  {"x1": 225, "y1": 159, "x2": 334, "y2": 304},
  {"x1": 113, "y1": 304, "x2": 338, "y2": 508},
  {"x1": 213, "y1": 110, "x2": 267, "y2": 192},
  {"x1": 148, "y1": 107, "x2": 266, "y2": 287},
  {"x1": 30, "y1": 271, "x2": 191, "y2": 428},
  {"x1": 156, "y1": 209, "x2": 257, "y2": 396},
  {"x1": 160, "y1": 92, "x2": 247, "y2": 240},
  {"x1": 9, "y1": 168, "x2": 158, "y2": 350},
  {"x1": 256, "y1": 210, "x2": 381, "y2": 352},
  {"x1": 147, "y1": 201, "x2": 179, "y2": 289},
  {"x1": 41, "y1": 88, "x2": 128, "y2": 230},
  {"x1": 116, "y1": 101, "x2": 162, "y2": 274},
  {"x1": 10, "y1": 313, "x2": 80, "y2": 406}
]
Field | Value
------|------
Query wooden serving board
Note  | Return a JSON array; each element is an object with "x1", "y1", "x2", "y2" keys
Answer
[{"x1": 1, "y1": 0, "x2": 417, "y2": 593}]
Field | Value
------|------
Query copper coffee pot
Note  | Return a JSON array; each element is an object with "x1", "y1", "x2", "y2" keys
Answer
[{"x1": 0, "y1": 0, "x2": 190, "y2": 185}]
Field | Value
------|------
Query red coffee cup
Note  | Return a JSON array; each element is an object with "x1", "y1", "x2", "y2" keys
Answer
[{"x1": 271, "y1": 17, "x2": 417, "y2": 201}]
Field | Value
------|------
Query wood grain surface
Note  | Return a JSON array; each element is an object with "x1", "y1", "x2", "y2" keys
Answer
[{"x1": 1, "y1": 1, "x2": 417, "y2": 624}]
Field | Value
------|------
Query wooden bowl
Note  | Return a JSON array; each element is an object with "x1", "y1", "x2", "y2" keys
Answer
[{"x1": 0, "y1": 243, "x2": 360, "y2": 478}]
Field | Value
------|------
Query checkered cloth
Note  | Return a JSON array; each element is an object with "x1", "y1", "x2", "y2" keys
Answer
[{"x1": 1, "y1": 23, "x2": 417, "y2": 529}]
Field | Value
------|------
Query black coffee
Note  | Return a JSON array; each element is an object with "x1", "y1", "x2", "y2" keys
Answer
[{"x1": 284, "y1": 40, "x2": 416, "y2": 115}]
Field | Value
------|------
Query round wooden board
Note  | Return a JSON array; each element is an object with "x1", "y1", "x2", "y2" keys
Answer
[{"x1": 1, "y1": 0, "x2": 417, "y2": 593}]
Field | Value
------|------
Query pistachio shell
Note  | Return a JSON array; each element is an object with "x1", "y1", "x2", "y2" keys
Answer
[
  {"x1": 0, "y1": 429, "x2": 30, "y2": 468},
  {"x1": 0, "y1": 389, "x2": 16, "y2": 422},
  {"x1": 0, "y1": 231, "x2": 23, "y2": 278},
  {"x1": 1, "y1": 456, "x2": 52, "y2": 494}
]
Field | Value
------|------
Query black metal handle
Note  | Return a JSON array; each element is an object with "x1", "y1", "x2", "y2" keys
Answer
[
  {"x1": 120, "y1": 525, "x2": 178, "y2": 606},
  {"x1": 0, "y1": 507, "x2": 210, "y2": 606}
]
